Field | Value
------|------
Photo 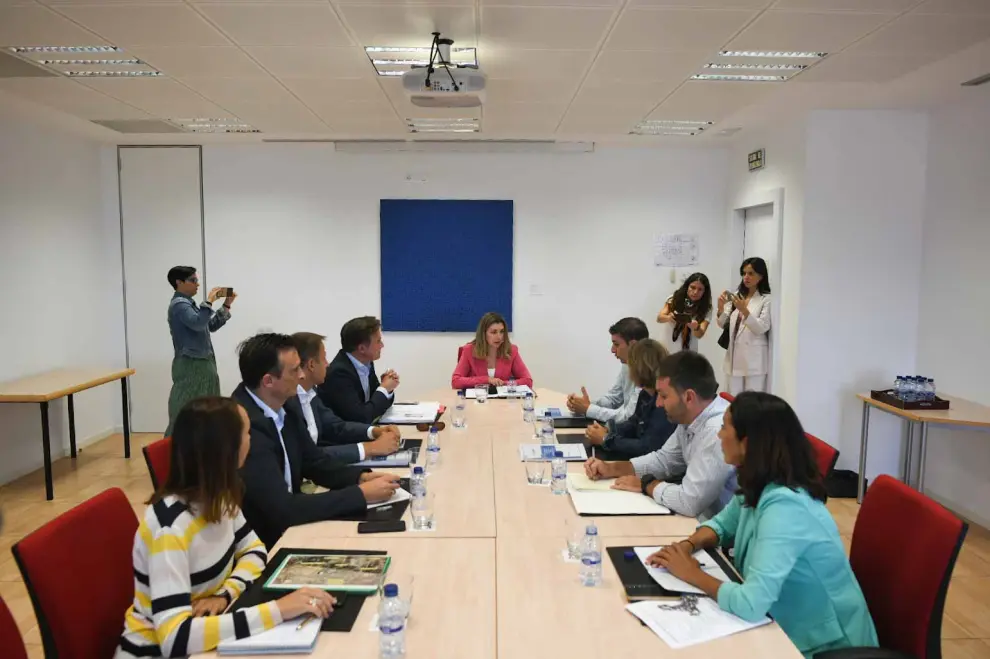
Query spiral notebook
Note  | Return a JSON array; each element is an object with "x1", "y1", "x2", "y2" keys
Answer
[{"x1": 217, "y1": 617, "x2": 321, "y2": 655}]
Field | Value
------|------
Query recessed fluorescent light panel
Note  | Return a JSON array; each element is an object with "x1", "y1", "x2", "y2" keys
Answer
[
  {"x1": 719, "y1": 51, "x2": 827, "y2": 58},
  {"x1": 172, "y1": 118, "x2": 260, "y2": 134},
  {"x1": 366, "y1": 46, "x2": 478, "y2": 77},
  {"x1": 632, "y1": 120, "x2": 713, "y2": 136},
  {"x1": 6, "y1": 45, "x2": 161, "y2": 78},
  {"x1": 699, "y1": 51, "x2": 827, "y2": 82},
  {"x1": 406, "y1": 117, "x2": 479, "y2": 133},
  {"x1": 705, "y1": 63, "x2": 806, "y2": 71},
  {"x1": 692, "y1": 74, "x2": 787, "y2": 82}
]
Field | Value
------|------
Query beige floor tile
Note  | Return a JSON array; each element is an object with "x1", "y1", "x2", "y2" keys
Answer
[
  {"x1": 943, "y1": 639, "x2": 990, "y2": 659},
  {"x1": 945, "y1": 577, "x2": 990, "y2": 638}
]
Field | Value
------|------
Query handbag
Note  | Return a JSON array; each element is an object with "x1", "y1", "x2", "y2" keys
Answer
[{"x1": 717, "y1": 322, "x2": 731, "y2": 350}]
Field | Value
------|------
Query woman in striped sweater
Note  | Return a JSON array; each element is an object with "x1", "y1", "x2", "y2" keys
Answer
[{"x1": 115, "y1": 397, "x2": 335, "y2": 658}]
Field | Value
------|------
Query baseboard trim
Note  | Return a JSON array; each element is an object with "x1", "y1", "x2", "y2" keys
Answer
[{"x1": 925, "y1": 490, "x2": 990, "y2": 531}]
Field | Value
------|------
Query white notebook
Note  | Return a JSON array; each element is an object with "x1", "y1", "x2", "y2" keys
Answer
[
  {"x1": 566, "y1": 473, "x2": 615, "y2": 492},
  {"x1": 217, "y1": 617, "x2": 320, "y2": 655},
  {"x1": 632, "y1": 546, "x2": 731, "y2": 595},
  {"x1": 367, "y1": 487, "x2": 411, "y2": 509},
  {"x1": 518, "y1": 444, "x2": 588, "y2": 461},
  {"x1": 378, "y1": 402, "x2": 440, "y2": 424},
  {"x1": 626, "y1": 597, "x2": 771, "y2": 649},
  {"x1": 568, "y1": 487, "x2": 672, "y2": 516}
]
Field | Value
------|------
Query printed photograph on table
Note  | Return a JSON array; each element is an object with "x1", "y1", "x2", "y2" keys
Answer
[{"x1": 264, "y1": 554, "x2": 391, "y2": 593}]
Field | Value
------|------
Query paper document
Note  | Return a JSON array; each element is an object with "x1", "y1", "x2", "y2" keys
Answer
[
  {"x1": 464, "y1": 385, "x2": 534, "y2": 399},
  {"x1": 536, "y1": 407, "x2": 578, "y2": 418},
  {"x1": 518, "y1": 444, "x2": 588, "y2": 461},
  {"x1": 569, "y1": 488, "x2": 672, "y2": 516},
  {"x1": 626, "y1": 597, "x2": 771, "y2": 649},
  {"x1": 566, "y1": 472, "x2": 616, "y2": 492},
  {"x1": 353, "y1": 450, "x2": 411, "y2": 468},
  {"x1": 378, "y1": 402, "x2": 440, "y2": 424},
  {"x1": 633, "y1": 546, "x2": 730, "y2": 595},
  {"x1": 217, "y1": 617, "x2": 320, "y2": 654},
  {"x1": 367, "y1": 487, "x2": 411, "y2": 510}
]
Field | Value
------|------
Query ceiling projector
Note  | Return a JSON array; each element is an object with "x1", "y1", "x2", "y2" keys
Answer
[{"x1": 402, "y1": 33, "x2": 486, "y2": 108}]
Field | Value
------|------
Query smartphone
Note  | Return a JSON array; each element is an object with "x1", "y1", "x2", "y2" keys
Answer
[
  {"x1": 724, "y1": 290, "x2": 736, "y2": 302},
  {"x1": 357, "y1": 520, "x2": 406, "y2": 534},
  {"x1": 215, "y1": 287, "x2": 234, "y2": 298}
]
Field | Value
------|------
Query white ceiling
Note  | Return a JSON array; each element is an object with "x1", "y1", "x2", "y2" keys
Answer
[{"x1": 0, "y1": 0, "x2": 988, "y2": 143}]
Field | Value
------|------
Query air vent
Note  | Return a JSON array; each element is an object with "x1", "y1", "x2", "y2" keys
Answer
[
  {"x1": 0, "y1": 50, "x2": 56, "y2": 78},
  {"x1": 961, "y1": 72, "x2": 990, "y2": 87},
  {"x1": 91, "y1": 119, "x2": 185, "y2": 134}
]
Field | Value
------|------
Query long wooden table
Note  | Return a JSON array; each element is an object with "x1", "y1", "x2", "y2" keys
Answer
[
  {"x1": 0, "y1": 368, "x2": 135, "y2": 499},
  {"x1": 856, "y1": 392, "x2": 990, "y2": 502},
  {"x1": 195, "y1": 388, "x2": 799, "y2": 658}
]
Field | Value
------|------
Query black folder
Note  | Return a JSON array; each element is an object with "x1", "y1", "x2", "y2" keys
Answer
[
  {"x1": 606, "y1": 545, "x2": 740, "y2": 601},
  {"x1": 551, "y1": 416, "x2": 594, "y2": 429},
  {"x1": 230, "y1": 548, "x2": 387, "y2": 632}
]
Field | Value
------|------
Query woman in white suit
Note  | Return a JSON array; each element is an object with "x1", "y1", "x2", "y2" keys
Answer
[{"x1": 717, "y1": 257, "x2": 771, "y2": 395}]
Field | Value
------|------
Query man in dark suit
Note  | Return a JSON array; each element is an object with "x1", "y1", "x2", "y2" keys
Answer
[
  {"x1": 318, "y1": 316, "x2": 400, "y2": 423},
  {"x1": 292, "y1": 331, "x2": 402, "y2": 463},
  {"x1": 233, "y1": 332, "x2": 401, "y2": 548}
]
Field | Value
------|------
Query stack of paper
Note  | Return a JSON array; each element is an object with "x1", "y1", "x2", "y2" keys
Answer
[
  {"x1": 217, "y1": 617, "x2": 321, "y2": 655},
  {"x1": 632, "y1": 546, "x2": 731, "y2": 595},
  {"x1": 378, "y1": 402, "x2": 440, "y2": 424},
  {"x1": 569, "y1": 487, "x2": 672, "y2": 516},
  {"x1": 464, "y1": 385, "x2": 535, "y2": 399},
  {"x1": 535, "y1": 407, "x2": 578, "y2": 418},
  {"x1": 353, "y1": 450, "x2": 411, "y2": 468},
  {"x1": 518, "y1": 444, "x2": 588, "y2": 461},
  {"x1": 626, "y1": 597, "x2": 771, "y2": 649},
  {"x1": 367, "y1": 487, "x2": 411, "y2": 510}
]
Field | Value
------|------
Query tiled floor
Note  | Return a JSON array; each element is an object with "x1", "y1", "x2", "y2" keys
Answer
[{"x1": 2, "y1": 433, "x2": 989, "y2": 658}]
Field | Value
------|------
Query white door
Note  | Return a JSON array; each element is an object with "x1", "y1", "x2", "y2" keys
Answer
[
  {"x1": 119, "y1": 147, "x2": 204, "y2": 432},
  {"x1": 743, "y1": 203, "x2": 777, "y2": 270}
]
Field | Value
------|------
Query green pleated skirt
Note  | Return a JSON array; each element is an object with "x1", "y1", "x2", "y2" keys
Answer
[{"x1": 165, "y1": 354, "x2": 221, "y2": 436}]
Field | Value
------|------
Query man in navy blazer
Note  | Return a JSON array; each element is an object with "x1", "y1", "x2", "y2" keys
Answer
[
  {"x1": 318, "y1": 317, "x2": 399, "y2": 423},
  {"x1": 292, "y1": 331, "x2": 401, "y2": 463}
]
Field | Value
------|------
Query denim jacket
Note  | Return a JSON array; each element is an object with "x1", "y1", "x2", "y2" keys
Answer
[{"x1": 167, "y1": 292, "x2": 230, "y2": 359}]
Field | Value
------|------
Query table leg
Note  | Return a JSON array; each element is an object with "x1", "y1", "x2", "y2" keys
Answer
[
  {"x1": 67, "y1": 393, "x2": 77, "y2": 458},
  {"x1": 857, "y1": 401, "x2": 870, "y2": 503},
  {"x1": 902, "y1": 420, "x2": 915, "y2": 486},
  {"x1": 918, "y1": 422, "x2": 929, "y2": 493},
  {"x1": 40, "y1": 402, "x2": 53, "y2": 501},
  {"x1": 121, "y1": 377, "x2": 131, "y2": 459}
]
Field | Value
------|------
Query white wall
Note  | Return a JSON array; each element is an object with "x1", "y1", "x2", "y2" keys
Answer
[
  {"x1": 0, "y1": 104, "x2": 126, "y2": 485},
  {"x1": 917, "y1": 92, "x2": 990, "y2": 527},
  {"x1": 199, "y1": 145, "x2": 731, "y2": 401}
]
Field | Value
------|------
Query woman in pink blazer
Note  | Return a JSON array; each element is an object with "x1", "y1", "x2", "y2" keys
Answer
[{"x1": 451, "y1": 312, "x2": 534, "y2": 390}]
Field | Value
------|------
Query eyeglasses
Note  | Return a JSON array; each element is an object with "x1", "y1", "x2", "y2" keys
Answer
[{"x1": 185, "y1": 277, "x2": 200, "y2": 284}]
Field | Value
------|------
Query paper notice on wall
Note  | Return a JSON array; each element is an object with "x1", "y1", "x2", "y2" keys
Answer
[{"x1": 654, "y1": 234, "x2": 700, "y2": 267}]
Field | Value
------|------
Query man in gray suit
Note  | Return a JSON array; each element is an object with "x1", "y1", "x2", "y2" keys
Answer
[{"x1": 292, "y1": 332, "x2": 401, "y2": 463}]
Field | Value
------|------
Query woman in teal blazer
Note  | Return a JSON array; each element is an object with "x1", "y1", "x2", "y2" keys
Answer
[{"x1": 648, "y1": 392, "x2": 878, "y2": 658}]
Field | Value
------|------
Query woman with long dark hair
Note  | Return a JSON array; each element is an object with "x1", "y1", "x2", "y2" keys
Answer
[
  {"x1": 716, "y1": 257, "x2": 771, "y2": 394},
  {"x1": 646, "y1": 393, "x2": 878, "y2": 659},
  {"x1": 451, "y1": 311, "x2": 533, "y2": 389},
  {"x1": 115, "y1": 397, "x2": 335, "y2": 658},
  {"x1": 657, "y1": 272, "x2": 712, "y2": 352}
]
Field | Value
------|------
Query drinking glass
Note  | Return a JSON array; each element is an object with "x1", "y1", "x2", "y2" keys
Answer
[
  {"x1": 564, "y1": 516, "x2": 584, "y2": 561},
  {"x1": 525, "y1": 459, "x2": 547, "y2": 485},
  {"x1": 506, "y1": 378, "x2": 517, "y2": 394},
  {"x1": 411, "y1": 490, "x2": 435, "y2": 530},
  {"x1": 475, "y1": 384, "x2": 488, "y2": 404}
]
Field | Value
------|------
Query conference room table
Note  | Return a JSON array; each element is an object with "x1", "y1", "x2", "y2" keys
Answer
[{"x1": 196, "y1": 388, "x2": 800, "y2": 659}]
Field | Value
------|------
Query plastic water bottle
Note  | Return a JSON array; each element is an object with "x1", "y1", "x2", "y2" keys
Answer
[
  {"x1": 378, "y1": 583, "x2": 406, "y2": 658},
  {"x1": 453, "y1": 390, "x2": 467, "y2": 428},
  {"x1": 410, "y1": 466, "x2": 426, "y2": 497},
  {"x1": 522, "y1": 392, "x2": 535, "y2": 423},
  {"x1": 901, "y1": 376, "x2": 916, "y2": 402},
  {"x1": 550, "y1": 451, "x2": 567, "y2": 495},
  {"x1": 580, "y1": 524, "x2": 602, "y2": 587},
  {"x1": 893, "y1": 375, "x2": 905, "y2": 399},
  {"x1": 540, "y1": 411, "x2": 555, "y2": 445},
  {"x1": 426, "y1": 425, "x2": 441, "y2": 469},
  {"x1": 924, "y1": 378, "x2": 936, "y2": 402}
]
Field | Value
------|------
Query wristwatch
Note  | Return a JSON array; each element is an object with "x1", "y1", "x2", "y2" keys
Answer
[{"x1": 640, "y1": 475, "x2": 658, "y2": 496}]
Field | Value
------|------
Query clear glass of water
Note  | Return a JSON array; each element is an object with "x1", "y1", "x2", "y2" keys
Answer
[
  {"x1": 475, "y1": 384, "x2": 488, "y2": 404},
  {"x1": 539, "y1": 416, "x2": 556, "y2": 445},
  {"x1": 564, "y1": 517, "x2": 584, "y2": 561},
  {"x1": 411, "y1": 490, "x2": 435, "y2": 530},
  {"x1": 525, "y1": 459, "x2": 547, "y2": 485},
  {"x1": 506, "y1": 378, "x2": 517, "y2": 394}
]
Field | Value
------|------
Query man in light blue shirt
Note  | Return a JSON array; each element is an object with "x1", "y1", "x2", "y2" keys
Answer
[{"x1": 319, "y1": 317, "x2": 400, "y2": 423}]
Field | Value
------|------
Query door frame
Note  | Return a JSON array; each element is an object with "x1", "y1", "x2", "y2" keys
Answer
[{"x1": 727, "y1": 187, "x2": 784, "y2": 394}]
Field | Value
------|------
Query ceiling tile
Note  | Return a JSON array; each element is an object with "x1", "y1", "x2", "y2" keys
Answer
[
  {"x1": 482, "y1": 48, "x2": 593, "y2": 79},
  {"x1": 245, "y1": 46, "x2": 372, "y2": 78},
  {"x1": 483, "y1": 103, "x2": 565, "y2": 134},
  {"x1": 484, "y1": 78, "x2": 579, "y2": 103},
  {"x1": 632, "y1": 0, "x2": 770, "y2": 7},
  {"x1": 795, "y1": 51, "x2": 937, "y2": 82},
  {"x1": 648, "y1": 79, "x2": 776, "y2": 121},
  {"x1": 43, "y1": 1, "x2": 186, "y2": 4},
  {"x1": 337, "y1": 4, "x2": 476, "y2": 47},
  {"x1": 195, "y1": 3, "x2": 353, "y2": 47},
  {"x1": 79, "y1": 77, "x2": 230, "y2": 116},
  {"x1": 281, "y1": 76, "x2": 387, "y2": 105},
  {"x1": 852, "y1": 13, "x2": 990, "y2": 55},
  {"x1": 311, "y1": 101, "x2": 398, "y2": 123},
  {"x1": 54, "y1": 4, "x2": 229, "y2": 46},
  {"x1": 220, "y1": 99, "x2": 330, "y2": 132},
  {"x1": 726, "y1": 10, "x2": 894, "y2": 52},
  {"x1": 0, "y1": 77, "x2": 151, "y2": 119},
  {"x1": 482, "y1": 0, "x2": 620, "y2": 6},
  {"x1": 481, "y1": 7, "x2": 615, "y2": 49},
  {"x1": 573, "y1": 77, "x2": 677, "y2": 105},
  {"x1": 179, "y1": 76, "x2": 289, "y2": 107},
  {"x1": 126, "y1": 46, "x2": 268, "y2": 78},
  {"x1": 588, "y1": 50, "x2": 708, "y2": 81},
  {"x1": 607, "y1": 8, "x2": 757, "y2": 52},
  {"x1": 325, "y1": 116, "x2": 406, "y2": 136},
  {"x1": 558, "y1": 103, "x2": 649, "y2": 134},
  {"x1": 771, "y1": 0, "x2": 915, "y2": 11},
  {"x1": 913, "y1": 0, "x2": 990, "y2": 14},
  {"x1": 0, "y1": 5, "x2": 107, "y2": 46}
]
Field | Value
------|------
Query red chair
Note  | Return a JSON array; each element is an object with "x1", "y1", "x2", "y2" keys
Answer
[
  {"x1": 142, "y1": 436, "x2": 172, "y2": 490},
  {"x1": 806, "y1": 432, "x2": 840, "y2": 480},
  {"x1": 457, "y1": 345, "x2": 466, "y2": 362},
  {"x1": 816, "y1": 475, "x2": 968, "y2": 659},
  {"x1": 0, "y1": 594, "x2": 28, "y2": 659},
  {"x1": 719, "y1": 391, "x2": 735, "y2": 403},
  {"x1": 12, "y1": 488, "x2": 139, "y2": 659}
]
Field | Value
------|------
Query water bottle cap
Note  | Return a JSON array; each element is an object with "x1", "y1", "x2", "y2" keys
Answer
[
  {"x1": 623, "y1": 550, "x2": 636, "y2": 561},
  {"x1": 430, "y1": 425, "x2": 439, "y2": 432},
  {"x1": 383, "y1": 583, "x2": 398, "y2": 597},
  {"x1": 585, "y1": 525, "x2": 598, "y2": 535},
  {"x1": 554, "y1": 451, "x2": 564, "y2": 458},
  {"x1": 413, "y1": 466, "x2": 424, "y2": 474}
]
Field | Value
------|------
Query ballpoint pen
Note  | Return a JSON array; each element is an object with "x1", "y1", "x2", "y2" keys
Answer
[{"x1": 296, "y1": 615, "x2": 317, "y2": 631}]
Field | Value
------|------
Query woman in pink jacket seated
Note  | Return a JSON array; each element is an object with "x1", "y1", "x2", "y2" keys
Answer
[{"x1": 452, "y1": 312, "x2": 534, "y2": 390}]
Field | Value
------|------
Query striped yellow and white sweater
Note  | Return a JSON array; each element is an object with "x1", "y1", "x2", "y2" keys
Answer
[{"x1": 115, "y1": 496, "x2": 282, "y2": 658}]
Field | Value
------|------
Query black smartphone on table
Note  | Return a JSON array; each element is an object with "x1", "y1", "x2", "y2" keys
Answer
[{"x1": 357, "y1": 520, "x2": 406, "y2": 534}]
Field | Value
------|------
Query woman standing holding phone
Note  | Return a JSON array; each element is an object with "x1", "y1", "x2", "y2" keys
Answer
[
  {"x1": 657, "y1": 272, "x2": 712, "y2": 352},
  {"x1": 717, "y1": 257, "x2": 771, "y2": 394}
]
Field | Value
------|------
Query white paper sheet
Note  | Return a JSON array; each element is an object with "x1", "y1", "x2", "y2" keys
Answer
[
  {"x1": 217, "y1": 617, "x2": 320, "y2": 654},
  {"x1": 626, "y1": 597, "x2": 771, "y2": 649},
  {"x1": 568, "y1": 487, "x2": 672, "y2": 516},
  {"x1": 566, "y1": 472, "x2": 615, "y2": 492},
  {"x1": 464, "y1": 385, "x2": 534, "y2": 399},
  {"x1": 518, "y1": 444, "x2": 588, "y2": 461},
  {"x1": 535, "y1": 406, "x2": 578, "y2": 418},
  {"x1": 367, "y1": 487, "x2": 411, "y2": 510},
  {"x1": 378, "y1": 402, "x2": 440, "y2": 424},
  {"x1": 632, "y1": 546, "x2": 730, "y2": 595},
  {"x1": 352, "y1": 450, "x2": 412, "y2": 468}
]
